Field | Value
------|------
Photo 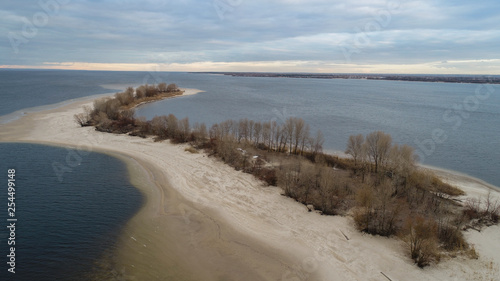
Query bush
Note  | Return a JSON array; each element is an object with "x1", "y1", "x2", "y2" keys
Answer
[
  {"x1": 401, "y1": 216, "x2": 440, "y2": 267},
  {"x1": 355, "y1": 185, "x2": 374, "y2": 208},
  {"x1": 463, "y1": 192, "x2": 500, "y2": 228},
  {"x1": 255, "y1": 168, "x2": 277, "y2": 186},
  {"x1": 353, "y1": 182, "x2": 402, "y2": 236},
  {"x1": 438, "y1": 223, "x2": 467, "y2": 251}
]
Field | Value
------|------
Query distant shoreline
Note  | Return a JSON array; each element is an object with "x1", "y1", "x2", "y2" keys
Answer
[{"x1": 193, "y1": 72, "x2": 500, "y2": 84}]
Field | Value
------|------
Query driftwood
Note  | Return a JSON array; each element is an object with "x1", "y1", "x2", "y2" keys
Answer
[
  {"x1": 380, "y1": 271, "x2": 393, "y2": 281},
  {"x1": 339, "y1": 230, "x2": 349, "y2": 241}
]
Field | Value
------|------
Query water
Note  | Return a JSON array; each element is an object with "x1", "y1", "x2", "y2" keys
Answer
[
  {"x1": 136, "y1": 74, "x2": 500, "y2": 188},
  {"x1": 0, "y1": 69, "x2": 176, "y2": 123},
  {"x1": 0, "y1": 143, "x2": 143, "y2": 280},
  {"x1": 1, "y1": 70, "x2": 498, "y2": 188}
]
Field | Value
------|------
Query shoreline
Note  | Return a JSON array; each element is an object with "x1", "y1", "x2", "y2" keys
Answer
[
  {"x1": 197, "y1": 72, "x2": 500, "y2": 85},
  {"x1": 1, "y1": 91, "x2": 499, "y2": 280}
]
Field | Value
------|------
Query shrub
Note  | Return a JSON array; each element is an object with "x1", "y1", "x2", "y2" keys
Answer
[
  {"x1": 255, "y1": 168, "x2": 277, "y2": 186},
  {"x1": 463, "y1": 192, "x2": 500, "y2": 228},
  {"x1": 115, "y1": 90, "x2": 134, "y2": 106},
  {"x1": 438, "y1": 222, "x2": 467, "y2": 251},
  {"x1": 353, "y1": 182, "x2": 402, "y2": 236},
  {"x1": 401, "y1": 216, "x2": 440, "y2": 267},
  {"x1": 166, "y1": 83, "x2": 179, "y2": 92},
  {"x1": 355, "y1": 185, "x2": 374, "y2": 208}
]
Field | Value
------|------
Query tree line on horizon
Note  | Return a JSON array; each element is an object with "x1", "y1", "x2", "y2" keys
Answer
[{"x1": 74, "y1": 83, "x2": 500, "y2": 269}]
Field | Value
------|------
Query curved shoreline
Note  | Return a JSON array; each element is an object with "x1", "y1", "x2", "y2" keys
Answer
[{"x1": 1, "y1": 91, "x2": 499, "y2": 280}]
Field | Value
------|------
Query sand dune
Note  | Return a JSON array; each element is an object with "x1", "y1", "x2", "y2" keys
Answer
[{"x1": 1, "y1": 90, "x2": 499, "y2": 280}]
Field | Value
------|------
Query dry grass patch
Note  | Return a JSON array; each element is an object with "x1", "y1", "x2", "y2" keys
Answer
[{"x1": 184, "y1": 146, "x2": 199, "y2": 154}]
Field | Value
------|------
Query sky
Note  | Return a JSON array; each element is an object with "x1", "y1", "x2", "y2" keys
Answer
[{"x1": 1, "y1": 0, "x2": 500, "y2": 74}]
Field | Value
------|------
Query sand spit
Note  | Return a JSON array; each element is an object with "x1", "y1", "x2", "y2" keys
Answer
[{"x1": 1, "y1": 90, "x2": 499, "y2": 280}]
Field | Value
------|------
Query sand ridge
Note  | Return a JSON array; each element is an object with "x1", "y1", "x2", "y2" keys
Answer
[{"x1": 1, "y1": 90, "x2": 499, "y2": 280}]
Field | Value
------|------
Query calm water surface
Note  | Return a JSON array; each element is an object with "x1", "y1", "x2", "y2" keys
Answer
[{"x1": 0, "y1": 143, "x2": 143, "y2": 280}]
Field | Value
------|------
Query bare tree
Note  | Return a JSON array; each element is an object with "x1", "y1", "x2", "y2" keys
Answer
[
  {"x1": 272, "y1": 121, "x2": 281, "y2": 151},
  {"x1": 115, "y1": 90, "x2": 134, "y2": 106},
  {"x1": 345, "y1": 134, "x2": 365, "y2": 167},
  {"x1": 239, "y1": 118, "x2": 249, "y2": 142},
  {"x1": 262, "y1": 121, "x2": 271, "y2": 149},
  {"x1": 178, "y1": 117, "x2": 190, "y2": 142},
  {"x1": 151, "y1": 115, "x2": 168, "y2": 137},
  {"x1": 145, "y1": 84, "x2": 158, "y2": 97},
  {"x1": 293, "y1": 118, "x2": 305, "y2": 154},
  {"x1": 253, "y1": 121, "x2": 262, "y2": 145},
  {"x1": 136, "y1": 85, "x2": 146, "y2": 99},
  {"x1": 166, "y1": 83, "x2": 179, "y2": 92},
  {"x1": 192, "y1": 122, "x2": 207, "y2": 142},
  {"x1": 74, "y1": 105, "x2": 92, "y2": 126},
  {"x1": 365, "y1": 131, "x2": 392, "y2": 173},
  {"x1": 299, "y1": 123, "x2": 310, "y2": 154},
  {"x1": 248, "y1": 120, "x2": 255, "y2": 143},
  {"x1": 311, "y1": 130, "x2": 324, "y2": 155},
  {"x1": 389, "y1": 144, "x2": 416, "y2": 189},
  {"x1": 284, "y1": 117, "x2": 295, "y2": 153},
  {"x1": 209, "y1": 124, "x2": 221, "y2": 140},
  {"x1": 166, "y1": 114, "x2": 178, "y2": 138},
  {"x1": 157, "y1": 82, "x2": 167, "y2": 92}
]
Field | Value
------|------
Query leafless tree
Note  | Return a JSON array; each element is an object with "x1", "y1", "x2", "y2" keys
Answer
[
  {"x1": 74, "y1": 105, "x2": 92, "y2": 126},
  {"x1": 178, "y1": 117, "x2": 190, "y2": 142},
  {"x1": 192, "y1": 122, "x2": 207, "y2": 142},
  {"x1": 166, "y1": 114, "x2": 178, "y2": 138},
  {"x1": 311, "y1": 130, "x2": 324, "y2": 155},
  {"x1": 151, "y1": 115, "x2": 168, "y2": 137},
  {"x1": 262, "y1": 121, "x2": 271, "y2": 149},
  {"x1": 166, "y1": 83, "x2": 179, "y2": 92},
  {"x1": 292, "y1": 118, "x2": 305, "y2": 154},
  {"x1": 157, "y1": 82, "x2": 167, "y2": 92},
  {"x1": 388, "y1": 144, "x2": 416, "y2": 189},
  {"x1": 346, "y1": 134, "x2": 365, "y2": 167},
  {"x1": 136, "y1": 85, "x2": 146, "y2": 99},
  {"x1": 365, "y1": 131, "x2": 392, "y2": 173},
  {"x1": 253, "y1": 121, "x2": 262, "y2": 145}
]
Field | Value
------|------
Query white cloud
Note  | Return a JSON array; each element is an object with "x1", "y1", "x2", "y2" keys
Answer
[{"x1": 1, "y1": 0, "x2": 500, "y2": 73}]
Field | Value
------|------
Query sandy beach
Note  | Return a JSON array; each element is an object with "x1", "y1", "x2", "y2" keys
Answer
[{"x1": 1, "y1": 90, "x2": 499, "y2": 280}]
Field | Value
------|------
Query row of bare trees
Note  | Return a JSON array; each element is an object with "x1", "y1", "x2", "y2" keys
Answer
[
  {"x1": 136, "y1": 83, "x2": 179, "y2": 99},
  {"x1": 208, "y1": 117, "x2": 324, "y2": 156}
]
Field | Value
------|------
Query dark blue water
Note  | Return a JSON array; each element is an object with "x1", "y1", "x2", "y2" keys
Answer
[{"x1": 0, "y1": 143, "x2": 143, "y2": 280}]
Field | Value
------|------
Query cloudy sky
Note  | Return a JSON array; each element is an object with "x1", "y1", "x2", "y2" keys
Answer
[{"x1": 1, "y1": 0, "x2": 500, "y2": 73}]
